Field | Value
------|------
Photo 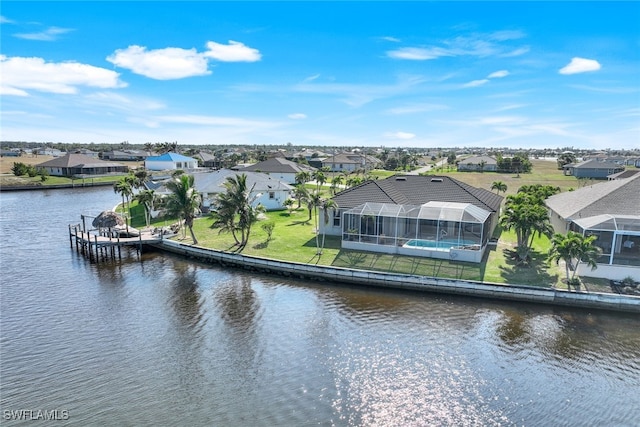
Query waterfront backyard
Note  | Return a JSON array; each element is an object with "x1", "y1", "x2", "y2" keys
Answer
[{"x1": 126, "y1": 160, "x2": 616, "y2": 293}]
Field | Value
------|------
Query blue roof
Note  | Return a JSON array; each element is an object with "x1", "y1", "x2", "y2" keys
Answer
[{"x1": 146, "y1": 152, "x2": 196, "y2": 162}]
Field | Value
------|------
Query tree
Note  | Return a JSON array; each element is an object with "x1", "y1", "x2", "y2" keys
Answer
[
  {"x1": 295, "y1": 171, "x2": 310, "y2": 186},
  {"x1": 478, "y1": 160, "x2": 487, "y2": 173},
  {"x1": 500, "y1": 192, "x2": 553, "y2": 264},
  {"x1": 491, "y1": 181, "x2": 508, "y2": 195},
  {"x1": 210, "y1": 174, "x2": 263, "y2": 252},
  {"x1": 113, "y1": 177, "x2": 134, "y2": 232},
  {"x1": 293, "y1": 185, "x2": 309, "y2": 209},
  {"x1": 557, "y1": 152, "x2": 576, "y2": 170},
  {"x1": 165, "y1": 174, "x2": 201, "y2": 244},
  {"x1": 548, "y1": 231, "x2": 600, "y2": 290},
  {"x1": 283, "y1": 198, "x2": 295, "y2": 215},
  {"x1": 318, "y1": 199, "x2": 338, "y2": 255},
  {"x1": 330, "y1": 175, "x2": 344, "y2": 195},
  {"x1": 135, "y1": 189, "x2": 156, "y2": 228},
  {"x1": 312, "y1": 170, "x2": 326, "y2": 192}
]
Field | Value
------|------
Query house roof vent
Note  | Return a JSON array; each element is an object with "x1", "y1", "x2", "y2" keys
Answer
[
  {"x1": 431, "y1": 178, "x2": 443, "y2": 183},
  {"x1": 395, "y1": 177, "x2": 407, "y2": 181}
]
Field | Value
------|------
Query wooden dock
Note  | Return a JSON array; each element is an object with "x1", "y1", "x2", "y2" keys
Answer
[{"x1": 69, "y1": 222, "x2": 163, "y2": 262}]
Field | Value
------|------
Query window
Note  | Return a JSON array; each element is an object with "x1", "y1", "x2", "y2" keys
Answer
[
  {"x1": 269, "y1": 192, "x2": 275, "y2": 199},
  {"x1": 333, "y1": 210, "x2": 341, "y2": 227}
]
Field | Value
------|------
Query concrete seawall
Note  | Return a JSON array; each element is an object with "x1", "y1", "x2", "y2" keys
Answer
[
  {"x1": 0, "y1": 182, "x2": 115, "y2": 192},
  {"x1": 153, "y1": 240, "x2": 640, "y2": 314}
]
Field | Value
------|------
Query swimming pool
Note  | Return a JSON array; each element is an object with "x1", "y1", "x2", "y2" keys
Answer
[{"x1": 404, "y1": 238, "x2": 477, "y2": 250}]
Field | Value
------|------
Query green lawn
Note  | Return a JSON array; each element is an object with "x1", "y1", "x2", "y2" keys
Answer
[{"x1": 122, "y1": 160, "x2": 617, "y2": 291}]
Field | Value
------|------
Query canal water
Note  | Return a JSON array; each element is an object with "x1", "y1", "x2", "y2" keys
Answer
[{"x1": 1, "y1": 187, "x2": 639, "y2": 426}]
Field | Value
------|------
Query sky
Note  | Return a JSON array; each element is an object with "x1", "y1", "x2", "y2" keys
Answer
[{"x1": 1, "y1": 1, "x2": 639, "y2": 150}]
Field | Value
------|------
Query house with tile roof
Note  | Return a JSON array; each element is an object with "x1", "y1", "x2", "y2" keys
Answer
[
  {"x1": 148, "y1": 169, "x2": 293, "y2": 212},
  {"x1": 563, "y1": 159, "x2": 625, "y2": 179},
  {"x1": 320, "y1": 153, "x2": 381, "y2": 172},
  {"x1": 36, "y1": 153, "x2": 128, "y2": 177},
  {"x1": 240, "y1": 157, "x2": 317, "y2": 184},
  {"x1": 144, "y1": 152, "x2": 198, "y2": 171},
  {"x1": 457, "y1": 155, "x2": 498, "y2": 172},
  {"x1": 545, "y1": 174, "x2": 640, "y2": 280},
  {"x1": 320, "y1": 175, "x2": 503, "y2": 263}
]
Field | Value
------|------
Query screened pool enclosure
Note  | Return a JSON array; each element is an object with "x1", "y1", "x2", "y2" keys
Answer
[
  {"x1": 571, "y1": 214, "x2": 640, "y2": 267},
  {"x1": 341, "y1": 201, "x2": 493, "y2": 263}
]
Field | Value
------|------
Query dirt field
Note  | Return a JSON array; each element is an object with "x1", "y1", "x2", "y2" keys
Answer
[{"x1": 0, "y1": 155, "x2": 53, "y2": 175}]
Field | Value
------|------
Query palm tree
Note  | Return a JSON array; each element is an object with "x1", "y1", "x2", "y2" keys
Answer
[
  {"x1": 500, "y1": 192, "x2": 553, "y2": 264},
  {"x1": 210, "y1": 174, "x2": 263, "y2": 252},
  {"x1": 293, "y1": 185, "x2": 309, "y2": 209},
  {"x1": 113, "y1": 177, "x2": 133, "y2": 232},
  {"x1": 295, "y1": 171, "x2": 311, "y2": 186},
  {"x1": 318, "y1": 199, "x2": 338, "y2": 255},
  {"x1": 312, "y1": 170, "x2": 326, "y2": 192},
  {"x1": 135, "y1": 189, "x2": 156, "y2": 228},
  {"x1": 330, "y1": 175, "x2": 344, "y2": 195},
  {"x1": 491, "y1": 181, "x2": 508, "y2": 195},
  {"x1": 165, "y1": 174, "x2": 201, "y2": 244},
  {"x1": 548, "y1": 231, "x2": 600, "y2": 290}
]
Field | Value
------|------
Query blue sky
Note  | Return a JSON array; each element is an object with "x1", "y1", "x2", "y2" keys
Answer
[{"x1": 1, "y1": 1, "x2": 639, "y2": 149}]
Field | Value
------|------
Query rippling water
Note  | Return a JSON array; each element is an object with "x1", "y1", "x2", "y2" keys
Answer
[{"x1": 1, "y1": 187, "x2": 639, "y2": 426}]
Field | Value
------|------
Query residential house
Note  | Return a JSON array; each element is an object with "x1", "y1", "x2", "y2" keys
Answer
[
  {"x1": 197, "y1": 151, "x2": 221, "y2": 168},
  {"x1": 320, "y1": 153, "x2": 381, "y2": 172},
  {"x1": 101, "y1": 150, "x2": 150, "y2": 161},
  {"x1": 36, "y1": 153, "x2": 128, "y2": 177},
  {"x1": 563, "y1": 159, "x2": 625, "y2": 179},
  {"x1": 144, "y1": 152, "x2": 198, "y2": 171},
  {"x1": 320, "y1": 175, "x2": 503, "y2": 263},
  {"x1": 457, "y1": 155, "x2": 498, "y2": 172},
  {"x1": 545, "y1": 174, "x2": 640, "y2": 280},
  {"x1": 148, "y1": 169, "x2": 293, "y2": 213},
  {"x1": 240, "y1": 157, "x2": 317, "y2": 184}
]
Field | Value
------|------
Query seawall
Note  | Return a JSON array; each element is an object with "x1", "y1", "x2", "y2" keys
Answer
[
  {"x1": 152, "y1": 239, "x2": 640, "y2": 314},
  {"x1": 0, "y1": 181, "x2": 115, "y2": 192}
]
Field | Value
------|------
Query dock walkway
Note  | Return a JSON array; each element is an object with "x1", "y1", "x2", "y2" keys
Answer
[{"x1": 69, "y1": 224, "x2": 163, "y2": 262}]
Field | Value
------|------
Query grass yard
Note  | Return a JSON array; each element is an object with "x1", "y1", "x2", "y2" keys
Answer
[
  {"x1": 426, "y1": 159, "x2": 581, "y2": 196},
  {"x1": 121, "y1": 159, "x2": 613, "y2": 291}
]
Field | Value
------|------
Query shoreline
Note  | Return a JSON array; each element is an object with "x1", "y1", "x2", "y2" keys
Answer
[
  {"x1": 0, "y1": 181, "x2": 115, "y2": 192},
  {"x1": 151, "y1": 239, "x2": 640, "y2": 314}
]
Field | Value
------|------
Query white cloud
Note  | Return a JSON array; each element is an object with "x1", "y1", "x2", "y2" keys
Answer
[
  {"x1": 288, "y1": 113, "x2": 307, "y2": 119},
  {"x1": 387, "y1": 47, "x2": 452, "y2": 60},
  {"x1": 385, "y1": 103, "x2": 449, "y2": 115},
  {"x1": 1, "y1": 16, "x2": 15, "y2": 24},
  {"x1": 559, "y1": 57, "x2": 601, "y2": 75},
  {"x1": 380, "y1": 36, "x2": 401, "y2": 43},
  {"x1": 303, "y1": 74, "x2": 320, "y2": 83},
  {"x1": 107, "y1": 45, "x2": 210, "y2": 80},
  {"x1": 463, "y1": 79, "x2": 489, "y2": 88},
  {"x1": 14, "y1": 26, "x2": 74, "y2": 41},
  {"x1": 384, "y1": 131, "x2": 415, "y2": 140},
  {"x1": 387, "y1": 32, "x2": 529, "y2": 61},
  {"x1": 488, "y1": 70, "x2": 509, "y2": 79},
  {"x1": 0, "y1": 55, "x2": 126, "y2": 96},
  {"x1": 204, "y1": 40, "x2": 261, "y2": 62},
  {"x1": 158, "y1": 114, "x2": 280, "y2": 129}
]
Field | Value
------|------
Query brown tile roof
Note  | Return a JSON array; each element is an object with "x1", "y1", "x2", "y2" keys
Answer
[
  {"x1": 241, "y1": 157, "x2": 316, "y2": 174},
  {"x1": 36, "y1": 153, "x2": 123, "y2": 168},
  {"x1": 332, "y1": 175, "x2": 503, "y2": 213}
]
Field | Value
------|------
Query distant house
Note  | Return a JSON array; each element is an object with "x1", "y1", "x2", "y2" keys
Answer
[
  {"x1": 320, "y1": 153, "x2": 381, "y2": 172},
  {"x1": 197, "y1": 151, "x2": 221, "y2": 168},
  {"x1": 240, "y1": 157, "x2": 316, "y2": 184},
  {"x1": 36, "y1": 153, "x2": 128, "y2": 177},
  {"x1": 101, "y1": 150, "x2": 150, "y2": 161},
  {"x1": 563, "y1": 159, "x2": 625, "y2": 179},
  {"x1": 457, "y1": 155, "x2": 498, "y2": 172},
  {"x1": 144, "y1": 152, "x2": 198, "y2": 171},
  {"x1": 320, "y1": 175, "x2": 503, "y2": 263},
  {"x1": 545, "y1": 174, "x2": 640, "y2": 281}
]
